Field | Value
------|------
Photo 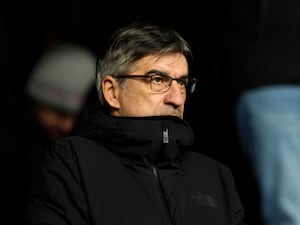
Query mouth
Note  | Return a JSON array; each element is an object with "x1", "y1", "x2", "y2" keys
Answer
[
  {"x1": 156, "y1": 108, "x2": 183, "y2": 118},
  {"x1": 162, "y1": 114, "x2": 181, "y2": 118}
]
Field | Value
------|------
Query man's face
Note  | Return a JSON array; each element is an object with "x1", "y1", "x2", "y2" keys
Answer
[
  {"x1": 103, "y1": 53, "x2": 189, "y2": 118},
  {"x1": 34, "y1": 104, "x2": 77, "y2": 141}
]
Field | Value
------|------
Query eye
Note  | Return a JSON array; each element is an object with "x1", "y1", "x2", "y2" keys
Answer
[
  {"x1": 177, "y1": 78, "x2": 188, "y2": 87},
  {"x1": 150, "y1": 75, "x2": 165, "y2": 85}
]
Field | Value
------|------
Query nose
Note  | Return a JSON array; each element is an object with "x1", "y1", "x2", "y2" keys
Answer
[{"x1": 164, "y1": 80, "x2": 186, "y2": 106}]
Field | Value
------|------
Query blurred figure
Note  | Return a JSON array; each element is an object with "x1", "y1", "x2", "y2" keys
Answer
[
  {"x1": 25, "y1": 42, "x2": 96, "y2": 142},
  {"x1": 222, "y1": 0, "x2": 300, "y2": 225},
  {"x1": 0, "y1": 42, "x2": 96, "y2": 225},
  {"x1": 23, "y1": 42, "x2": 97, "y2": 167}
]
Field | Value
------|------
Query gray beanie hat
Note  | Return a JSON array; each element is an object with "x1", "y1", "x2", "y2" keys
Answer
[{"x1": 26, "y1": 42, "x2": 96, "y2": 114}]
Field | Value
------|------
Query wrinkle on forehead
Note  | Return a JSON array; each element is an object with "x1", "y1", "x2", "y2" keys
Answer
[{"x1": 133, "y1": 53, "x2": 188, "y2": 77}]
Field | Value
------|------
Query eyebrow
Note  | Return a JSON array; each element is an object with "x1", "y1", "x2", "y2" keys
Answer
[{"x1": 146, "y1": 69, "x2": 189, "y2": 78}]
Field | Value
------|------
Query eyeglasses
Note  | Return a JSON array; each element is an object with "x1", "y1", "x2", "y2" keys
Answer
[{"x1": 114, "y1": 72, "x2": 198, "y2": 94}]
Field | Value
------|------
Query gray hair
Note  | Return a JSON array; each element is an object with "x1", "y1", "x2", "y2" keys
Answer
[{"x1": 96, "y1": 21, "x2": 193, "y2": 107}]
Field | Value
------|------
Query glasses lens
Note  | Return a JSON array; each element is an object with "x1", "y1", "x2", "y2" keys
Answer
[
  {"x1": 187, "y1": 77, "x2": 197, "y2": 94},
  {"x1": 150, "y1": 74, "x2": 170, "y2": 92},
  {"x1": 149, "y1": 74, "x2": 197, "y2": 94}
]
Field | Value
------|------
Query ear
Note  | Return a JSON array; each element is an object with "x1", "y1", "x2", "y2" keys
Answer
[{"x1": 102, "y1": 75, "x2": 121, "y2": 109}]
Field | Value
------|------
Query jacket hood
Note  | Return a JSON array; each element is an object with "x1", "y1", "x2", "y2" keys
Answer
[{"x1": 75, "y1": 98, "x2": 195, "y2": 167}]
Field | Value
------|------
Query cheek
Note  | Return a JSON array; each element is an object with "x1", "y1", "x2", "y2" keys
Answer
[
  {"x1": 119, "y1": 91, "x2": 160, "y2": 116},
  {"x1": 37, "y1": 110, "x2": 58, "y2": 127}
]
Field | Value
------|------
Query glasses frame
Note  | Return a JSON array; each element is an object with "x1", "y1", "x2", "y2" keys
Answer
[{"x1": 114, "y1": 73, "x2": 198, "y2": 94}]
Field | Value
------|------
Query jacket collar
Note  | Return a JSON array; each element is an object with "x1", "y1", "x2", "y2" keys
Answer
[{"x1": 76, "y1": 100, "x2": 195, "y2": 167}]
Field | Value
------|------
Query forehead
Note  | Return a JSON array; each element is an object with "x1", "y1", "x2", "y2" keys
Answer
[{"x1": 133, "y1": 53, "x2": 188, "y2": 75}]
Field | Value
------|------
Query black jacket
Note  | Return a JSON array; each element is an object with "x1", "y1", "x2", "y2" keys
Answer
[{"x1": 24, "y1": 101, "x2": 247, "y2": 225}]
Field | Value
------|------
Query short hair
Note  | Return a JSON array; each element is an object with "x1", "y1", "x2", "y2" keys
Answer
[{"x1": 96, "y1": 21, "x2": 193, "y2": 107}]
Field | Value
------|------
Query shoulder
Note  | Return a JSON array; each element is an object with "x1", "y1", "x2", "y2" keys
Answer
[
  {"x1": 43, "y1": 136, "x2": 115, "y2": 169},
  {"x1": 49, "y1": 136, "x2": 104, "y2": 155},
  {"x1": 182, "y1": 151, "x2": 234, "y2": 181}
]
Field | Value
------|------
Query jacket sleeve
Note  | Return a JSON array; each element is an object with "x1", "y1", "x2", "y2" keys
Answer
[
  {"x1": 24, "y1": 138, "x2": 90, "y2": 225},
  {"x1": 218, "y1": 163, "x2": 248, "y2": 225}
]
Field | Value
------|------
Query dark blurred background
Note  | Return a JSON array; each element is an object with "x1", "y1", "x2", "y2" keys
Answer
[{"x1": 0, "y1": 0, "x2": 260, "y2": 224}]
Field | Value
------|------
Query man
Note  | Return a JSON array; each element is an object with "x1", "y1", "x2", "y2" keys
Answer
[
  {"x1": 24, "y1": 22, "x2": 247, "y2": 225},
  {"x1": 25, "y1": 42, "x2": 96, "y2": 142},
  {"x1": 22, "y1": 41, "x2": 97, "y2": 178},
  {"x1": 221, "y1": 1, "x2": 300, "y2": 224},
  {"x1": 0, "y1": 42, "x2": 96, "y2": 225}
]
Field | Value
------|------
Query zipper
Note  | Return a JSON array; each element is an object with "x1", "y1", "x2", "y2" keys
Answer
[{"x1": 152, "y1": 166, "x2": 174, "y2": 225}]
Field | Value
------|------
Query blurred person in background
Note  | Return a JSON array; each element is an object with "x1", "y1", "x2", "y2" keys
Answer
[
  {"x1": 221, "y1": 0, "x2": 300, "y2": 224},
  {"x1": 23, "y1": 42, "x2": 97, "y2": 172},
  {"x1": 0, "y1": 42, "x2": 96, "y2": 225},
  {"x1": 24, "y1": 42, "x2": 96, "y2": 152}
]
